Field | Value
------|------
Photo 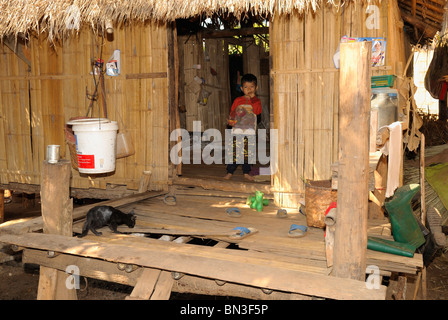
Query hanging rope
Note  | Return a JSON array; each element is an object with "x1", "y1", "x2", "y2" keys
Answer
[{"x1": 86, "y1": 32, "x2": 105, "y2": 118}]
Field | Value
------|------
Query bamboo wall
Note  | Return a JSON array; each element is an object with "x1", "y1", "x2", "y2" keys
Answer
[
  {"x1": 0, "y1": 0, "x2": 407, "y2": 203},
  {"x1": 271, "y1": 0, "x2": 406, "y2": 207},
  {"x1": 179, "y1": 36, "x2": 230, "y2": 133},
  {"x1": 0, "y1": 22, "x2": 170, "y2": 194},
  {"x1": 244, "y1": 40, "x2": 270, "y2": 129}
]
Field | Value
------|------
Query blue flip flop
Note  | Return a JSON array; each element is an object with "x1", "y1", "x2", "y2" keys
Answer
[
  {"x1": 288, "y1": 224, "x2": 308, "y2": 238},
  {"x1": 230, "y1": 227, "x2": 257, "y2": 239},
  {"x1": 163, "y1": 195, "x2": 177, "y2": 206},
  {"x1": 226, "y1": 207, "x2": 241, "y2": 217}
]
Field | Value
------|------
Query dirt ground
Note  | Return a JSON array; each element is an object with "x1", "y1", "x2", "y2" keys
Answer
[{"x1": 1, "y1": 193, "x2": 448, "y2": 300}]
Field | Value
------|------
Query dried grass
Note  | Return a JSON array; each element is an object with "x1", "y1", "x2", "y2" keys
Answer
[
  {"x1": 418, "y1": 112, "x2": 448, "y2": 147},
  {"x1": 0, "y1": 0, "x2": 371, "y2": 41}
]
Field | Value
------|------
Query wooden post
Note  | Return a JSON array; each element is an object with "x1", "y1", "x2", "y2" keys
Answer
[
  {"x1": 332, "y1": 42, "x2": 371, "y2": 281},
  {"x1": 420, "y1": 134, "x2": 427, "y2": 300},
  {"x1": 0, "y1": 189, "x2": 4, "y2": 224},
  {"x1": 37, "y1": 159, "x2": 77, "y2": 300},
  {"x1": 138, "y1": 171, "x2": 152, "y2": 193}
]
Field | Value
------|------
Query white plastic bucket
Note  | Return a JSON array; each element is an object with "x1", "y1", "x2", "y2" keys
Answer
[{"x1": 66, "y1": 118, "x2": 118, "y2": 174}]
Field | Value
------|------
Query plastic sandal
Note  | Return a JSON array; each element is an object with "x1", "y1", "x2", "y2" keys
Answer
[
  {"x1": 226, "y1": 207, "x2": 241, "y2": 217},
  {"x1": 277, "y1": 209, "x2": 287, "y2": 218},
  {"x1": 230, "y1": 227, "x2": 258, "y2": 239},
  {"x1": 288, "y1": 224, "x2": 308, "y2": 238},
  {"x1": 163, "y1": 195, "x2": 177, "y2": 206}
]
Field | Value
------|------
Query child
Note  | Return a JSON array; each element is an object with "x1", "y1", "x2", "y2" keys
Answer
[{"x1": 224, "y1": 73, "x2": 262, "y2": 181}]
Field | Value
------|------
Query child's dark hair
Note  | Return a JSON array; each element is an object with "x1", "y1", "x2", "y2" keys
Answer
[{"x1": 241, "y1": 73, "x2": 257, "y2": 86}]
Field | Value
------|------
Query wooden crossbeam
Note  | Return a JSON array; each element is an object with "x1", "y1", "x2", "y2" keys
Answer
[
  {"x1": 0, "y1": 232, "x2": 387, "y2": 300},
  {"x1": 21, "y1": 248, "x2": 311, "y2": 300},
  {"x1": 0, "y1": 190, "x2": 166, "y2": 235},
  {"x1": 126, "y1": 268, "x2": 165, "y2": 300}
]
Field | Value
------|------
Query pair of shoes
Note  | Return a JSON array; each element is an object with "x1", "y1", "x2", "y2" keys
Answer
[{"x1": 4, "y1": 198, "x2": 11, "y2": 204}]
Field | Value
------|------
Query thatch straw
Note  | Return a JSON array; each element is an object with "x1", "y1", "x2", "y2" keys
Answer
[
  {"x1": 418, "y1": 113, "x2": 448, "y2": 147},
  {"x1": 0, "y1": 0, "x2": 370, "y2": 41}
]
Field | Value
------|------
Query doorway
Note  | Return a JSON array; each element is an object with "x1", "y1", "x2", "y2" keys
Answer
[{"x1": 174, "y1": 15, "x2": 271, "y2": 185}]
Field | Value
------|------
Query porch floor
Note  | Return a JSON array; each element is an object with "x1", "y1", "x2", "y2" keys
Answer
[{"x1": 0, "y1": 189, "x2": 423, "y2": 300}]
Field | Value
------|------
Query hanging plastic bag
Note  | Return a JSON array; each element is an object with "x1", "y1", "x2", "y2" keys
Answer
[
  {"x1": 197, "y1": 86, "x2": 211, "y2": 106},
  {"x1": 425, "y1": 42, "x2": 448, "y2": 99}
]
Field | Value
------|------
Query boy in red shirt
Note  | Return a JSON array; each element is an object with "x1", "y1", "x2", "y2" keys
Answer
[{"x1": 224, "y1": 74, "x2": 262, "y2": 181}]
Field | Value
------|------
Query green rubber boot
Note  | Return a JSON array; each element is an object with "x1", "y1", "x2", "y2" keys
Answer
[
  {"x1": 367, "y1": 237, "x2": 416, "y2": 257},
  {"x1": 384, "y1": 184, "x2": 426, "y2": 251}
]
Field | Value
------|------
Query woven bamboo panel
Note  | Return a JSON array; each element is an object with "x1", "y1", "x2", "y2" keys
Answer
[
  {"x1": 180, "y1": 36, "x2": 230, "y2": 133},
  {"x1": 0, "y1": 22, "x2": 169, "y2": 194},
  {"x1": 271, "y1": 0, "x2": 401, "y2": 208},
  {"x1": 0, "y1": 42, "x2": 34, "y2": 184}
]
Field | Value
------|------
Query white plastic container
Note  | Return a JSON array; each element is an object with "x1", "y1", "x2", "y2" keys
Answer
[
  {"x1": 66, "y1": 118, "x2": 118, "y2": 174},
  {"x1": 371, "y1": 88, "x2": 398, "y2": 129}
]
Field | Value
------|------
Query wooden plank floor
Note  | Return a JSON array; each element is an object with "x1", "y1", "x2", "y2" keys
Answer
[
  {"x1": 179, "y1": 163, "x2": 270, "y2": 182},
  {"x1": 71, "y1": 193, "x2": 423, "y2": 276},
  {"x1": 0, "y1": 190, "x2": 423, "y2": 299}
]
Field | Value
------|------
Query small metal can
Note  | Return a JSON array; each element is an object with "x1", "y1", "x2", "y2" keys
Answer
[{"x1": 46, "y1": 145, "x2": 60, "y2": 164}]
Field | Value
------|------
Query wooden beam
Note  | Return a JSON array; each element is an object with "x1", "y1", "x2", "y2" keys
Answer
[
  {"x1": 415, "y1": 0, "x2": 445, "y2": 15},
  {"x1": 399, "y1": 3, "x2": 443, "y2": 23},
  {"x1": 3, "y1": 36, "x2": 31, "y2": 67},
  {"x1": 173, "y1": 177, "x2": 272, "y2": 194},
  {"x1": 37, "y1": 160, "x2": 77, "y2": 300},
  {"x1": 138, "y1": 171, "x2": 152, "y2": 193},
  {"x1": 126, "y1": 268, "x2": 163, "y2": 300},
  {"x1": 201, "y1": 27, "x2": 269, "y2": 39},
  {"x1": 1, "y1": 232, "x2": 387, "y2": 300},
  {"x1": 0, "y1": 189, "x2": 4, "y2": 224},
  {"x1": 125, "y1": 72, "x2": 167, "y2": 80},
  {"x1": 22, "y1": 248, "x2": 312, "y2": 300},
  {"x1": 400, "y1": 11, "x2": 439, "y2": 38},
  {"x1": 168, "y1": 21, "x2": 180, "y2": 179},
  {"x1": 126, "y1": 234, "x2": 186, "y2": 300},
  {"x1": 333, "y1": 42, "x2": 371, "y2": 281},
  {"x1": 0, "y1": 190, "x2": 166, "y2": 235}
]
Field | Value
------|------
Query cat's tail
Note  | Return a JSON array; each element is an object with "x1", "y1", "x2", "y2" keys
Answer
[{"x1": 78, "y1": 222, "x2": 89, "y2": 238}]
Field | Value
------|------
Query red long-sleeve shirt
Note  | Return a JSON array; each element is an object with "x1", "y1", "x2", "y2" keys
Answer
[{"x1": 229, "y1": 96, "x2": 262, "y2": 118}]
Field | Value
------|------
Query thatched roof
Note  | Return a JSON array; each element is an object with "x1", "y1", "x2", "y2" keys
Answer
[
  {"x1": 0, "y1": 0, "x2": 350, "y2": 41},
  {"x1": 1, "y1": 0, "x2": 444, "y2": 43}
]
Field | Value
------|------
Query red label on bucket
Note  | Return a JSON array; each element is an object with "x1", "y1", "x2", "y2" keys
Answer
[{"x1": 77, "y1": 154, "x2": 95, "y2": 169}]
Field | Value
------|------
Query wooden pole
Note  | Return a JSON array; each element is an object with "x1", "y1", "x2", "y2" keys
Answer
[
  {"x1": 420, "y1": 134, "x2": 426, "y2": 225},
  {"x1": 420, "y1": 134, "x2": 427, "y2": 300},
  {"x1": 138, "y1": 171, "x2": 152, "y2": 193},
  {"x1": 37, "y1": 159, "x2": 77, "y2": 300},
  {"x1": 0, "y1": 189, "x2": 4, "y2": 224},
  {"x1": 332, "y1": 41, "x2": 371, "y2": 281}
]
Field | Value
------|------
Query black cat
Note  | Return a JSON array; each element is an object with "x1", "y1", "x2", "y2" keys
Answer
[{"x1": 78, "y1": 206, "x2": 136, "y2": 237}]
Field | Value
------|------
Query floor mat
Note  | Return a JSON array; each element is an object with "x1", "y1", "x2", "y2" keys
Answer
[{"x1": 425, "y1": 163, "x2": 448, "y2": 211}]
